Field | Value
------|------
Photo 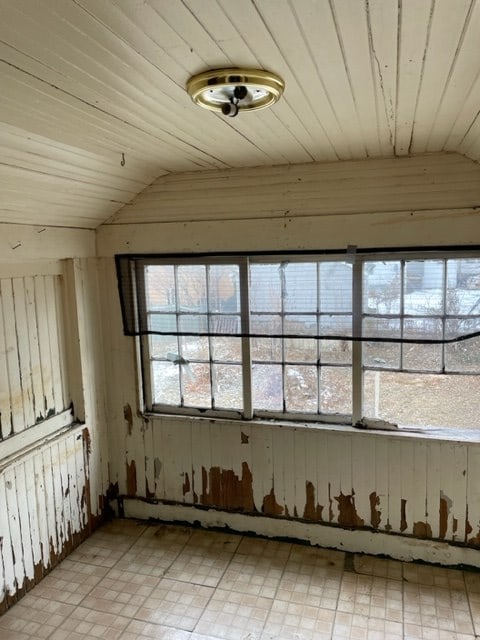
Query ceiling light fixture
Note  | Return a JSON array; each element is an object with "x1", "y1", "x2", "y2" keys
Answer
[{"x1": 186, "y1": 68, "x2": 285, "y2": 117}]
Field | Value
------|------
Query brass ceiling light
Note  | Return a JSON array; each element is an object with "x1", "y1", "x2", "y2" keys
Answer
[{"x1": 186, "y1": 68, "x2": 285, "y2": 117}]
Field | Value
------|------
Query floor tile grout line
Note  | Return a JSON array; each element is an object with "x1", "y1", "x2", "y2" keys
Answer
[
  {"x1": 463, "y1": 569, "x2": 478, "y2": 637},
  {"x1": 401, "y1": 560, "x2": 406, "y2": 640},
  {"x1": 330, "y1": 552, "x2": 348, "y2": 640},
  {"x1": 190, "y1": 532, "x2": 247, "y2": 636}
]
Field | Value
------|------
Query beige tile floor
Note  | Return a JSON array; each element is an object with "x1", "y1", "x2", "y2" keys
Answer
[{"x1": 1, "y1": 519, "x2": 480, "y2": 640}]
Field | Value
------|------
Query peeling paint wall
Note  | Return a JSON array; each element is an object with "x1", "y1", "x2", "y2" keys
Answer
[
  {"x1": 0, "y1": 250, "x2": 110, "y2": 613},
  {"x1": 110, "y1": 417, "x2": 480, "y2": 552},
  {"x1": 0, "y1": 426, "x2": 92, "y2": 613}
]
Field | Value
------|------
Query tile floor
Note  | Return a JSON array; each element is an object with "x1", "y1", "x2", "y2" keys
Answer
[{"x1": 1, "y1": 519, "x2": 480, "y2": 639}]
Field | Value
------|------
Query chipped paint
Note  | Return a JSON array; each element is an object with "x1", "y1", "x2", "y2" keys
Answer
[
  {"x1": 154, "y1": 458, "x2": 162, "y2": 479},
  {"x1": 262, "y1": 488, "x2": 284, "y2": 516},
  {"x1": 328, "y1": 483, "x2": 334, "y2": 522},
  {"x1": 200, "y1": 464, "x2": 255, "y2": 512},
  {"x1": 126, "y1": 460, "x2": 137, "y2": 496},
  {"x1": 467, "y1": 525, "x2": 480, "y2": 546},
  {"x1": 439, "y1": 491, "x2": 452, "y2": 539},
  {"x1": 241, "y1": 432, "x2": 249, "y2": 444},
  {"x1": 400, "y1": 499, "x2": 408, "y2": 532},
  {"x1": 123, "y1": 403, "x2": 133, "y2": 435},
  {"x1": 369, "y1": 491, "x2": 381, "y2": 529},
  {"x1": 182, "y1": 472, "x2": 191, "y2": 496},
  {"x1": 145, "y1": 478, "x2": 155, "y2": 499},
  {"x1": 413, "y1": 522, "x2": 432, "y2": 538},
  {"x1": 335, "y1": 492, "x2": 364, "y2": 528},
  {"x1": 303, "y1": 481, "x2": 323, "y2": 521}
]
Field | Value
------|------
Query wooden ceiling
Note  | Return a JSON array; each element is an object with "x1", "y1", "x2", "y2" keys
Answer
[{"x1": 1, "y1": 0, "x2": 480, "y2": 229}]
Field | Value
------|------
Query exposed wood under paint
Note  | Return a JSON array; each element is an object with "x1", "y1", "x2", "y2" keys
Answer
[{"x1": 0, "y1": 425, "x2": 100, "y2": 614}]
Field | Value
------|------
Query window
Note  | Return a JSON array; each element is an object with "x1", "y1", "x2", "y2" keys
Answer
[{"x1": 118, "y1": 251, "x2": 480, "y2": 429}]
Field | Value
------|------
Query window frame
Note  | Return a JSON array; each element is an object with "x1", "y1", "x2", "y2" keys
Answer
[{"x1": 134, "y1": 249, "x2": 480, "y2": 427}]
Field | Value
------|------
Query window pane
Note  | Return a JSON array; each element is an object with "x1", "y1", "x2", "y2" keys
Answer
[
  {"x1": 285, "y1": 338, "x2": 317, "y2": 363},
  {"x1": 446, "y1": 258, "x2": 480, "y2": 314},
  {"x1": 402, "y1": 318, "x2": 443, "y2": 371},
  {"x1": 208, "y1": 265, "x2": 240, "y2": 313},
  {"x1": 250, "y1": 264, "x2": 282, "y2": 312},
  {"x1": 213, "y1": 364, "x2": 243, "y2": 409},
  {"x1": 404, "y1": 260, "x2": 444, "y2": 315},
  {"x1": 146, "y1": 265, "x2": 175, "y2": 309},
  {"x1": 150, "y1": 334, "x2": 178, "y2": 359},
  {"x1": 179, "y1": 315, "x2": 209, "y2": 359},
  {"x1": 285, "y1": 365, "x2": 318, "y2": 412},
  {"x1": 180, "y1": 335, "x2": 209, "y2": 361},
  {"x1": 251, "y1": 315, "x2": 282, "y2": 362},
  {"x1": 252, "y1": 337, "x2": 282, "y2": 362},
  {"x1": 177, "y1": 265, "x2": 207, "y2": 311},
  {"x1": 252, "y1": 364, "x2": 283, "y2": 410},
  {"x1": 364, "y1": 370, "x2": 480, "y2": 428},
  {"x1": 320, "y1": 340, "x2": 351, "y2": 365},
  {"x1": 320, "y1": 367, "x2": 351, "y2": 414},
  {"x1": 179, "y1": 314, "x2": 207, "y2": 333},
  {"x1": 152, "y1": 361, "x2": 180, "y2": 405},
  {"x1": 210, "y1": 314, "x2": 240, "y2": 335},
  {"x1": 363, "y1": 318, "x2": 401, "y2": 369},
  {"x1": 319, "y1": 262, "x2": 352, "y2": 312},
  {"x1": 284, "y1": 262, "x2": 317, "y2": 312},
  {"x1": 284, "y1": 314, "x2": 317, "y2": 334},
  {"x1": 148, "y1": 313, "x2": 177, "y2": 332},
  {"x1": 363, "y1": 261, "x2": 401, "y2": 314},
  {"x1": 319, "y1": 314, "x2": 351, "y2": 336},
  {"x1": 211, "y1": 337, "x2": 242, "y2": 363},
  {"x1": 284, "y1": 314, "x2": 317, "y2": 362},
  {"x1": 182, "y1": 363, "x2": 211, "y2": 407},
  {"x1": 445, "y1": 319, "x2": 480, "y2": 372}
]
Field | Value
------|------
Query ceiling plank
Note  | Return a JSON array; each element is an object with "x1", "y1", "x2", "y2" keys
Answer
[{"x1": 410, "y1": 0, "x2": 473, "y2": 154}]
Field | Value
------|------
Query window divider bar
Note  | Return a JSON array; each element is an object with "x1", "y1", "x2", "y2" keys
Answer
[
  {"x1": 352, "y1": 259, "x2": 363, "y2": 425},
  {"x1": 136, "y1": 263, "x2": 152, "y2": 412},
  {"x1": 240, "y1": 259, "x2": 253, "y2": 419}
]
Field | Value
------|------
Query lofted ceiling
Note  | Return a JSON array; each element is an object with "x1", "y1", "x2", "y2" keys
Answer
[{"x1": 1, "y1": 0, "x2": 480, "y2": 229}]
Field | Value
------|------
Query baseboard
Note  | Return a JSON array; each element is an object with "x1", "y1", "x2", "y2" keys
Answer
[{"x1": 121, "y1": 497, "x2": 480, "y2": 569}]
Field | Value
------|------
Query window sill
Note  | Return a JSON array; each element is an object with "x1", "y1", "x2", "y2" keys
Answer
[
  {"x1": 0, "y1": 409, "x2": 79, "y2": 468},
  {"x1": 144, "y1": 411, "x2": 480, "y2": 444}
]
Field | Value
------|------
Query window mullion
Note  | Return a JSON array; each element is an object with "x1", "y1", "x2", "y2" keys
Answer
[
  {"x1": 240, "y1": 258, "x2": 253, "y2": 419},
  {"x1": 400, "y1": 261, "x2": 405, "y2": 368},
  {"x1": 174, "y1": 264, "x2": 184, "y2": 407},
  {"x1": 352, "y1": 259, "x2": 363, "y2": 425},
  {"x1": 137, "y1": 263, "x2": 152, "y2": 412},
  {"x1": 206, "y1": 264, "x2": 214, "y2": 410},
  {"x1": 441, "y1": 259, "x2": 447, "y2": 372}
]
